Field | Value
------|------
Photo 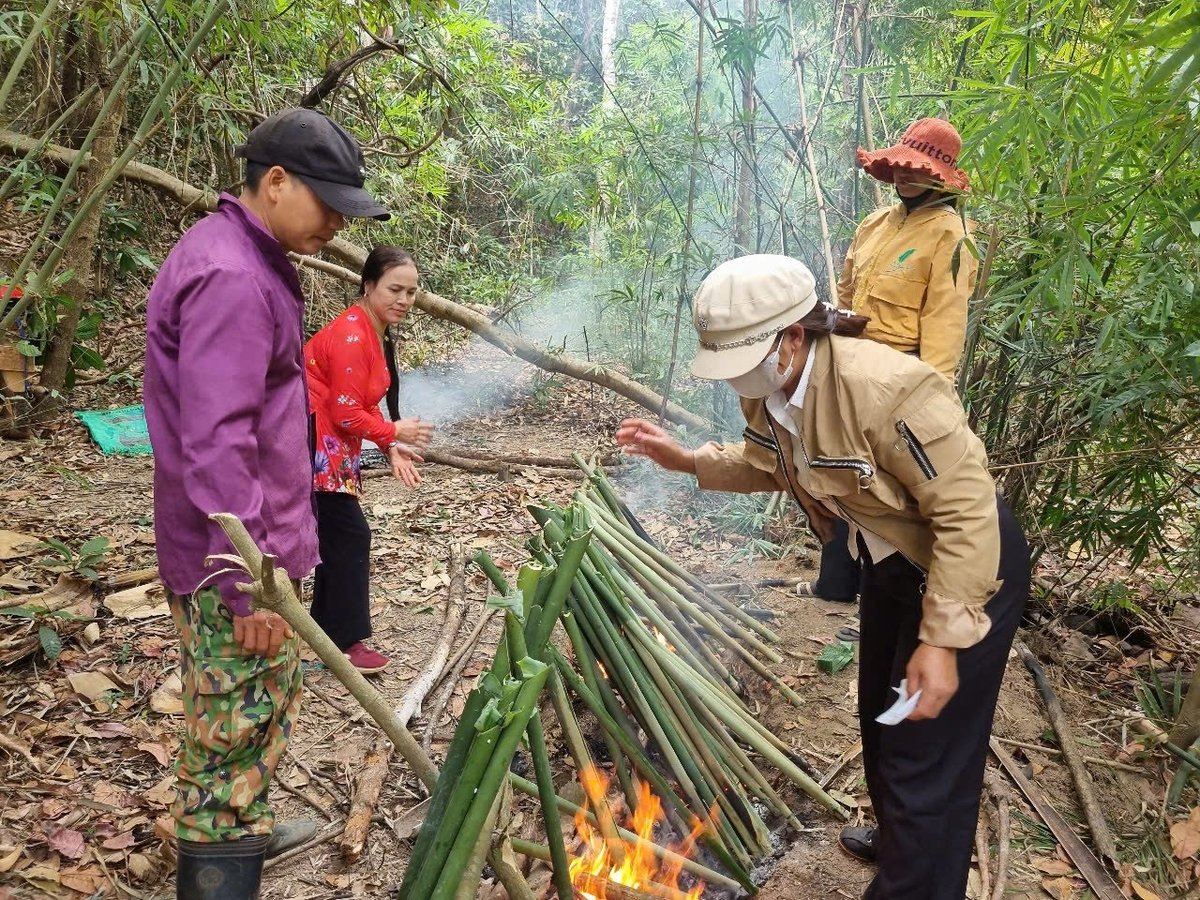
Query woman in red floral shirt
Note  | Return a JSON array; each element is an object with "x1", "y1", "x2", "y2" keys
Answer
[{"x1": 306, "y1": 246, "x2": 433, "y2": 672}]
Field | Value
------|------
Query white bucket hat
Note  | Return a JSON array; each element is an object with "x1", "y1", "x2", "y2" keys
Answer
[{"x1": 690, "y1": 255, "x2": 819, "y2": 380}]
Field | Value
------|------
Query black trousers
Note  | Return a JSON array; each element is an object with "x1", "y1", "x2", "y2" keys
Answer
[
  {"x1": 814, "y1": 516, "x2": 862, "y2": 602},
  {"x1": 311, "y1": 491, "x2": 373, "y2": 651},
  {"x1": 859, "y1": 497, "x2": 1028, "y2": 900}
]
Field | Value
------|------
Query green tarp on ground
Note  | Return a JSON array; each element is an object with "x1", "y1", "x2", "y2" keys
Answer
[{"x1": 74, "y1": 405, "x2": 153, "y2": 456}]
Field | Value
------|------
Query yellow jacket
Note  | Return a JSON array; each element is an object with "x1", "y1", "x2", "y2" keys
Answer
[
  {"x1": 693, "y1": 335, "x2": 1003, "y2": 649},
  {"x1": 836, "y1": 202, "x2": 977, "y2": 382}
]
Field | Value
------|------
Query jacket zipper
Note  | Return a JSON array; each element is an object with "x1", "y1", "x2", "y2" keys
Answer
[
  {"x1": 895, "y1": 421, "x2": 937, "y2": 479},
  {"x1": 809, "y1": 456, "x2": 875, "y2": 487},
  {"x1": 761, "y1": 401, "x2": 930, "y2": 576}
]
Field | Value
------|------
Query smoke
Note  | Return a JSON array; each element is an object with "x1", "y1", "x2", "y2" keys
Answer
[{"x1": 364, "y1": 259, "x2": 632, "y2": 444}]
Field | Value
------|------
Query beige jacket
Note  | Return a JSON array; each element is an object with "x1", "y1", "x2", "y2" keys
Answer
[
  {"x1": 836, "y1": 202, "x2": 977, "y2": 382},
  {"x1": 694, "y1": 335, "x2": 1002, "y2": 649}
]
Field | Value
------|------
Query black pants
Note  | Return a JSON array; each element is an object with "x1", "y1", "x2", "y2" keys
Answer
[
  {"x1": 814, "y1": 517, "x2": 861, "y2": 602},
  {"x1": 859, "y1": 497, "x2": 1028, "y2": 900},
  {"x1": 311, "y1": 491, "x2": 373, "y2": 651}
]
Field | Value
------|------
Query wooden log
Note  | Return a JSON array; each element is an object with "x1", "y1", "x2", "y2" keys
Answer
[
  {"x1": 339, "y1": 546, "x2": 468, "y2": 861},
  {"x1": 0, "y1": 127, "x2": 712, "y2": 433},
  {"x1": 1016, "y1": 641, "x2": 1119, "y2": 863},
  {"x1": 983, "y1": 769, "x2": 1010, "y2": 900},
  {"x1": 339, "y1": 739, "x2": 392, "y2": 862},
  {"x1": 989, "y1": 739, "x2": 1123, "y2": 900},
  {"x1": 396, "y1": 545, "x2": 468, "y2": 722}
]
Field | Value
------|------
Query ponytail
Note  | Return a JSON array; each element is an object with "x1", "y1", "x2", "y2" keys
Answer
[{"x1": 798, "y1": 302, "x2": 870, "y2": 337}]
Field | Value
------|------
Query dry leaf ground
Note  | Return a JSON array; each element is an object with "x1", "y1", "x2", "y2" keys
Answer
[{"x1": 0, "y1": 337, "x2": 1192, "y2": 899}]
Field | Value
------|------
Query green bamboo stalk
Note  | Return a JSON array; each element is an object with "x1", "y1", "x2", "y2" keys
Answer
[
  {"x1": 581, "y1": 492, "x2": 779, "y2": 643},
  {"x1": 596, "y1": 523, "x2": 803, "y2": 707},
  {"x1": 548, "y1": 666, "x2": 626, "y2": 855},
  {"x1": 569, "y1": 572, "x2": 716, "y2": 832},
  {"x1": 634, "y1": 627, "x2": 848, "y2": 821},
  {"x1": 505, "y1": 615, "x2": 574, "y2": 900},
  {"x1": 581, "y1": 536, "x2": 737, "y2": 692},
  {"x1": 552, "y1": 652, "x2": 755, "y2": 892},
  {"x1": 589, "y1": 510, "x2": 783, "y2": 666},
  {"x1": 399, "y1": 722, "x2": 503, "y2": 899},
  {"x1": 635, "y1": 636, "x2": 765, "y2": 859},
  {"x1": 0, "y1": 0, "x2": 63, "y2": 115},
  {"x1": 593, "y1": 547, "x2": 742, "y2": 702},
  {"x1": 403, "y1": 688, "x2": 490, "y2": 887},
  {"x1": 431, "y1": 661, "x2": 552, "y2": 900},
  {"x1": 561, "y1": 608, "x2": 639, "y2": 810}
]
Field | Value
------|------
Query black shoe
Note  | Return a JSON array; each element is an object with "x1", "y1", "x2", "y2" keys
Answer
[
  {"x1": 265, "y1": 819, "x2": 317, "y2": 859},
  {"x1": 838, "y1": 826, "x2": 877, "y2": 864},
  {"x1": 177, "y1": 835, "x2": 267, "y2": 899}
]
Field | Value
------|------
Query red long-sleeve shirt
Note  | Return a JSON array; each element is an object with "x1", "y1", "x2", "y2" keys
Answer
[{"x1": 305, "y1": 304, "x2": 393, "y2": 495}]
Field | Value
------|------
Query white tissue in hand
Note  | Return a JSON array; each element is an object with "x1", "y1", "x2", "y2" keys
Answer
[{"x1": 875, "y1": 678, "x2": 922, "y2": 725}]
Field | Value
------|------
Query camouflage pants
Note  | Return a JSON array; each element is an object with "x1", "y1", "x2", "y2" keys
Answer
[{"x1": 167, "y1": 587, "x2": 303, "y2": 843}]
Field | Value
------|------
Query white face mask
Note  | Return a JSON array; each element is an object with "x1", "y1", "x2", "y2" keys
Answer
[{"x1": 726, "y1": 336, "x2": 794, "y2": 399}]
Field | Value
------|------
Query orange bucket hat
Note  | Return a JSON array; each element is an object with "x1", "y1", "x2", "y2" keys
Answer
[{"x1": 856, "y1": 117, "x2": 969, "y2": 192}]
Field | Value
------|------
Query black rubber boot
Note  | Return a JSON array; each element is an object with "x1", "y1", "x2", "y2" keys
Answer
[
  {"x1": 839, "y1": 826, "x2": 878, "y2": 864},
  {"x1": 177, "y1": 835, "x2": 267, "y2": 899},
  {"x1": 265, "y1": 819, "x2": 317, "y2": 859}
]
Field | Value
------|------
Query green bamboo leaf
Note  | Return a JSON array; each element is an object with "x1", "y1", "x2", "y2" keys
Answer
[{"x1": 39, "y1": 626, "x2": 62, "y2": 661}]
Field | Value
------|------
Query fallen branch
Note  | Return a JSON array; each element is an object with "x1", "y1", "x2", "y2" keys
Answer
[
  {"x1": 988, "y1": 739, "x2": 1123, "y2": 900},
  {"x1": 992, "y1": 736, "x2": 1145, "y2": 774},
  {"x1": 0, "y1": 127, "x2": 711, "y2": 433},
  {"x1": 983, "y1": 769, "x2": 1011, "y2": 900},
  {"x1": 263, "y1": 821, "x2": 345, "y2": 871},
  {"x1": 396, "y1": 545, "x2": 468, "y2": 724},
  {"x1": 1017, "y1": 641, "x2": 1118, "y2": 863},
  {"x1": 339, "y1": 739, "x2": 392, "y2": 862},
  {"x1": 975, "y1": 814, "x2": 991, "y2": 900}
]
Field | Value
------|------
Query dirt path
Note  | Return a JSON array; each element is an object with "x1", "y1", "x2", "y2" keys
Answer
[{"x1": 0, "y1": 341, "x2": 1162, "y2": 899}]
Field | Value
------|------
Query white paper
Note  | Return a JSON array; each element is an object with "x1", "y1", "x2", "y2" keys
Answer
[{"x1": 875, "y1": 678, "x2": 922, "y2": 725}]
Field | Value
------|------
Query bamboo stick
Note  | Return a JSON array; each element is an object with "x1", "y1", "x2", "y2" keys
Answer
[
  {"x1": 1017, "y1": 642, "x2": 1118, "y2": 863},
  {"x1": 561, "y1": 609, "x2": 640, "y2": 810},
  {"x1": 580, "y1": 492, "x2": 778, "y2": 644}
]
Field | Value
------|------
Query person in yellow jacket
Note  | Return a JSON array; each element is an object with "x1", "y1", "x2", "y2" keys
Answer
[
  {"x1": 799, "y1": 117, "x2": 978, "y2": 605},
  {"x1": 842, "y1": 116, "x2": 977, "y2": 381},
  {"x1": 617, "y1": 255, "x2": 1028, "y2": 900}
]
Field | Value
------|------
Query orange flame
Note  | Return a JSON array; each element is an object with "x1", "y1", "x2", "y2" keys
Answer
[{"x1": 568, "y1": 768, "x2": 705, "y2": 900}]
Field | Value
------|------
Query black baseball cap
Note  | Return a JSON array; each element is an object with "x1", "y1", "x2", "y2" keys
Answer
[{"x1": 235, "y1": 108, "x2": 390, "y2": 221}]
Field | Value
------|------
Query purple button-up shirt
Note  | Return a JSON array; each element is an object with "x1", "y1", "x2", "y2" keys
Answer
[{"x1": 144, "y1": 193, "x2": 318, "y2": 616}]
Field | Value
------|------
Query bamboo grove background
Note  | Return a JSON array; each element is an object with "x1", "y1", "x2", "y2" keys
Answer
[{"x1": 0, "y1": 0, "x2": 1198, "y2": 596}]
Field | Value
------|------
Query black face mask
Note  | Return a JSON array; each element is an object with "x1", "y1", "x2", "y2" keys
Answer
[{"x1": 897, "y1": 185, "x2": 937, "y2": 211}]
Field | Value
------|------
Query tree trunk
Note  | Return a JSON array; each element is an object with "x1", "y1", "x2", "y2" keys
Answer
[
  {"x1": 0, "y1": 127, "x2": 713, "y2": 433},
  {"x1": 38, "y1": 15, "x2": 123, "y2": 396},
  {"x1": 733, "y1": 0, "x2": 756, "y2": 254},
  {"x1": 599, "y1": 0, "x2": 620, "y2": 110}
]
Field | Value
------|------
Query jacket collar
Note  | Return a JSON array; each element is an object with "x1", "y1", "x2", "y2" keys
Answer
[{"x1": 217, "y1": 192, "x2": 301, "y2": 293}]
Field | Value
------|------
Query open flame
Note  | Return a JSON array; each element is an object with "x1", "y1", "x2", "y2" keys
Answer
[{"x1": 569, "y1": 767, "x2": 705, "y2": 900}]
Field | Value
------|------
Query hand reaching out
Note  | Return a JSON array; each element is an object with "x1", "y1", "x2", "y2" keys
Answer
[
  {"x1": 394, "y1": 416, "x2": 434, "y2": 448},
  {"x1": 614, "y1": 418, "x2": 697, "y2": 474},
  {"x1": 388, "y1": 443, "x2": 422, "y2": 488}
]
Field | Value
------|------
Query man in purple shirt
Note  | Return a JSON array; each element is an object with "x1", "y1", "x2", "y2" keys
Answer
[{"x1": 144, "y1": 108, "x2": 388, "y2": 900}]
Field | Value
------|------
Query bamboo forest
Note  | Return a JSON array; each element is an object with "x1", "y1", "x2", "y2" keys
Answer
[{"x1": 1, "y1": 0, "x2": 1198, "y2": 898}]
